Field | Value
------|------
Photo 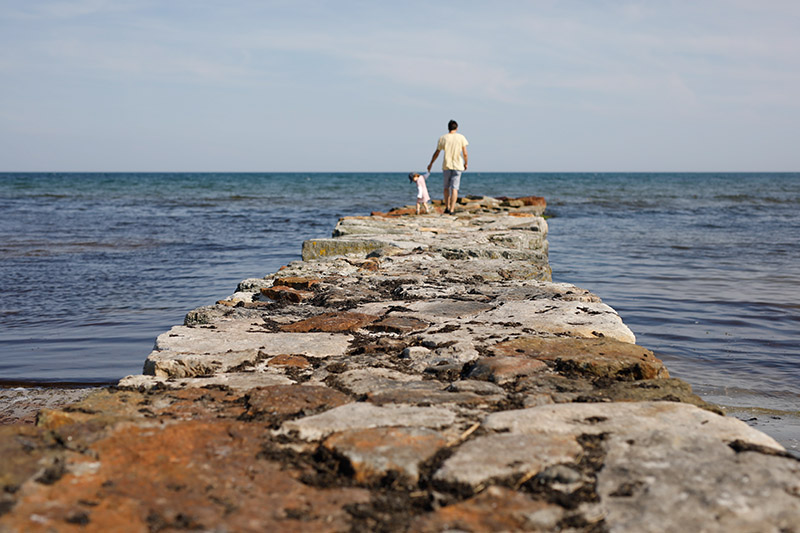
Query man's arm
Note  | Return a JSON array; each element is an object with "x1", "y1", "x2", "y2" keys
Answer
[
  {"x1": 462, "y1": 146, "x2": 468, "y2": 171},
  {"x1": 427, "y1": 149, "x2": 440, "y2": 172}
]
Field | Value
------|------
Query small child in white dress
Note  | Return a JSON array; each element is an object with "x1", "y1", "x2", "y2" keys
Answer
[{"x1": 408, "y1": 171, "x2": 431, "y2": 215}]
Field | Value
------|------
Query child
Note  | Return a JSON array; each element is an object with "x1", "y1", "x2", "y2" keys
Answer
[{"x1": 408, "y1": 171, "x2": 431, "y2": 214}]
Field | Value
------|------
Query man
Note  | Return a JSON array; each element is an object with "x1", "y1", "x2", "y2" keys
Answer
[{"x1": 427, "y1": 119, "x2": 469, "y2": 214}]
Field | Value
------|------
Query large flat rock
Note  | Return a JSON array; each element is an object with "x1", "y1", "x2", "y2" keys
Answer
[
  {"x1": 483, "y1": 401, "x2": 782, "y2": 449},
  {"x1": 278, "y1": 402, "x2": 459, "y2": 442},
  {"x1": 434, "y1": 432, "x2": 584, "y2": 487},
  {"x1": 143, "y1": 320, "x2": 352, "y2": 377},
  {"x1": 475, "y1": 300, "x2": 636, "y2": 343}
]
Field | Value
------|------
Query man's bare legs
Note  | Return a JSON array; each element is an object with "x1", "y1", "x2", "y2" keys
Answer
[{"x1": 443, "y1": 188, "x2": 457, "y2": 213}]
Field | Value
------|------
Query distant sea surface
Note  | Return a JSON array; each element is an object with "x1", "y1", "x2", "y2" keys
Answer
[{"x1": 1, "y1": 173, "x2": 798, "y2": 451}]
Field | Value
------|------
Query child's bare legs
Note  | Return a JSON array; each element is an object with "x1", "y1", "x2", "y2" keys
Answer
[
  {"x1": 422, "y1": 202, "x2": 429, "y2": 214},
  {"x1": 416, "y1": 203, "x2": 421, "y2": 215}
]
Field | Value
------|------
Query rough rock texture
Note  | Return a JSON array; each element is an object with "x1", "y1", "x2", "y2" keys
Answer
[
  {"x1": 1, "y1": 196, "x2": 798, "y2": 532},
  {"x1": 0, "y1": 388, "x2": 95, "y2": 425}
]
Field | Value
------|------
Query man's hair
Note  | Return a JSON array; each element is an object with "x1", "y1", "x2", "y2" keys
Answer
[{"x1": 448, "y1": 120, "x2": 458, "y2": 131}]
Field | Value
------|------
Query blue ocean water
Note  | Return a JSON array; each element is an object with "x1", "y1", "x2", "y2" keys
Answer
[{"x1": 1, "y1": 173, "x2": 798, "y2": 448}]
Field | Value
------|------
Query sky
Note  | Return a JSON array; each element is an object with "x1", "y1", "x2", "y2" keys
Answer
[{"x1": 1, "y1": 1, "x2": 799, "y2": 172}]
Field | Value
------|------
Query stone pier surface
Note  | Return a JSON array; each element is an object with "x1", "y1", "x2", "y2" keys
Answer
[{"x1": 1, "y1": 196, "x2": 799, "y2": 532}]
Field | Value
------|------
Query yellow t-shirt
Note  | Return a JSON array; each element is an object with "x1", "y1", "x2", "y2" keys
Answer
[{"x1": 437, "y1": 132, "x2": 469, "y2": 171}]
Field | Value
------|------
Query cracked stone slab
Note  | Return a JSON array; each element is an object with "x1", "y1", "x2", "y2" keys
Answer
[
  {"x1": 332, "y1": 368, "x2": 422, "y2": 396},
  {"x1": 446, "y1": 380, "x2": 506, "y2": 396},
  {"x1": 118, "y1": 372, "x2": 295, "y2": 391},
  {"x1": 490, "y1": 336, "x2": 668, "y2": 380},
  {"x1": 144, "y1": 320, "x2": 352, "y2": 377},
  {"x1": 243, "y1": 385, "x2": 352, "y2": 421},
  {"x1": 260, "y1": 285, "x2": 314, "y2": 302},
  {"x1": 466, "y1": 357, "x2": 549, "y2": 384},
  {"x1": 483, "y1": 280, "x2": 601, "y2": 303},
  {"x1": 367, "y1": 316, "x2": 429, "y2": 334},
  {"x1": 402, "y1": 299, "x2": 495, "y2": 320},
  {"x1": 434, "y1": 433, "x2": 584, "y2": 488},
  {"x1": 323, "y1": 427, "x2": 449, "y2": 484},
  {"x1": 411, "y1": 486, "x2": 565, "y2": 532},
  {"x1": 278, "y1": 402, "x2": 458, "y2": 442},
  {"x1": 483, "y1": 401, "x2": 784, "y2": 450},
  {"x1": 366, "y1": 382, "x2": 496, "y2": 407},
  {"x1": 594, "y1": 435, "x2": 800, "y2": 533},
  {"x1": 0, "y1": 421, "x2": 371, "y2": 533},
  {"x1": 474, "y1": 300, "x2": 636, "y2": 343},
  {"x1": 301, "y1": 238, "x2": 392, "y2": 260},
  {"x1": 401, "y1": 334, "x2": 481, "y2": 372},
  {"x1": 279, "y1": 311, "x2": 380, "y2": 332}
]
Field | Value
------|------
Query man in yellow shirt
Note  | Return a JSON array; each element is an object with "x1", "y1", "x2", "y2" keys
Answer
[{"x1": 427, "y1": 119, "x2": 469, "y2": 214}]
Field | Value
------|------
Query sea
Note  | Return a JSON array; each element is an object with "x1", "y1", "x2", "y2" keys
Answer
[{"x1": 1, "y1": 172, "x2": 798, "y2": 452}]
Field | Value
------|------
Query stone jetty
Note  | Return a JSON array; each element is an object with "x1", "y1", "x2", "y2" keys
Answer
[{"x1": 1, "y1": 196, "x2": 799, "y2": 532}]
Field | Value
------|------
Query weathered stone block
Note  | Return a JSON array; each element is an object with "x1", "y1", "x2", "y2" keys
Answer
[
  {"x1": 271, "y1": 276, "x2": 321, "y2": 290},
  {"x1": 366, "y1": 384, "x2": 491, "y2": 407},
  {"x1": 434, "y1": 433, "x2": 583, "y2": 487},
  {"x1": 589, "y1": 378, "x2": 722, "y2": 413},
  {"x1": 323, "y1": 427, "x2": 449, "y2": 484},
  {"x1": 119, "y1": 372, "x2": 294, "y2": 391},
  {"x1": 411, "y1": 487, "x2": 564, "y2": 532},
  {"x1": 267, "y1": 354, "x2": 312, "y2": 369},
  {"x1": 0, "y1": 421, "x2": 371, "y2": 532},
  {"x1": 331, "y1": 368, "x2": 422, "y2": 396},
  {"x1": 279, "y1": 403, "x2": 457, "y2": 442},
  {"x1": 302, "y1": 238, "x2": 387, "y2": 260},
  {"x1": 280, "y1": 311, "x2": 380, "y2": 333},
  {"x1": 244, "y1": 385, "x2": 351, "y2": 421},
  {"x1": 491, "y1": 336, "x2": 668, "y2": 380},
  {"x1": 446, "y1": 380, "x2": 506, "y2": 396},
  {"x1": 0, "y1": 425, "x2": 59, "y2": 494},
  {"x1": 475, "y1": 301, "x2": 636, "y2": 343},
  {"x1": 144, "y1": 322, "x2": 352, "y2": 377},
  {"x1": 260, "y1": 285, "x2": 313, "y2": 302},
  {"x1": 483, "y1": 401, "x2": 783, "y2": 451},
  {"x1": 367, "y1": 316, "x2": 429, "y2": 334},
  {"x1": 466, "y1": 357, "x2": 549, "y2": 384}
]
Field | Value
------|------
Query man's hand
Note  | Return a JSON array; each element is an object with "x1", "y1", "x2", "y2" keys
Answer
[{"x1": 428, "y1": 149, "x2": 440, "y2": 172}]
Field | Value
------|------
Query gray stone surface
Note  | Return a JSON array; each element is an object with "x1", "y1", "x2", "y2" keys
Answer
[
  {"x1": 332, "y1": 368, "x2": 422, "y2": 396},
  {"x1": 595, "y1": 433, "x2": 800, "y2": 533},
  {"x1": 0, "y1": 387, "x2": 96, "y2": 425},
  {"x1": 434, "y1": 433, "x2": 584, "y2": 487},
  {"x1": 474, "y1": 300, "x2": 637, "y2": 343},
  {"x1": 278, "y1": 402, "x2": 459, "y2": 441},
  {"x1": 323, "y1": 427, "x2": 449, "y2": 484},
  {"x1": 144, "y1": 320, "x2": 352, "y2": 377},
  {"x1": 483, "y1": 401, "x2": 783, "y2": 450},
  {"x1": 118, "y1": 372, "x2": 295, "y2": 391}
]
